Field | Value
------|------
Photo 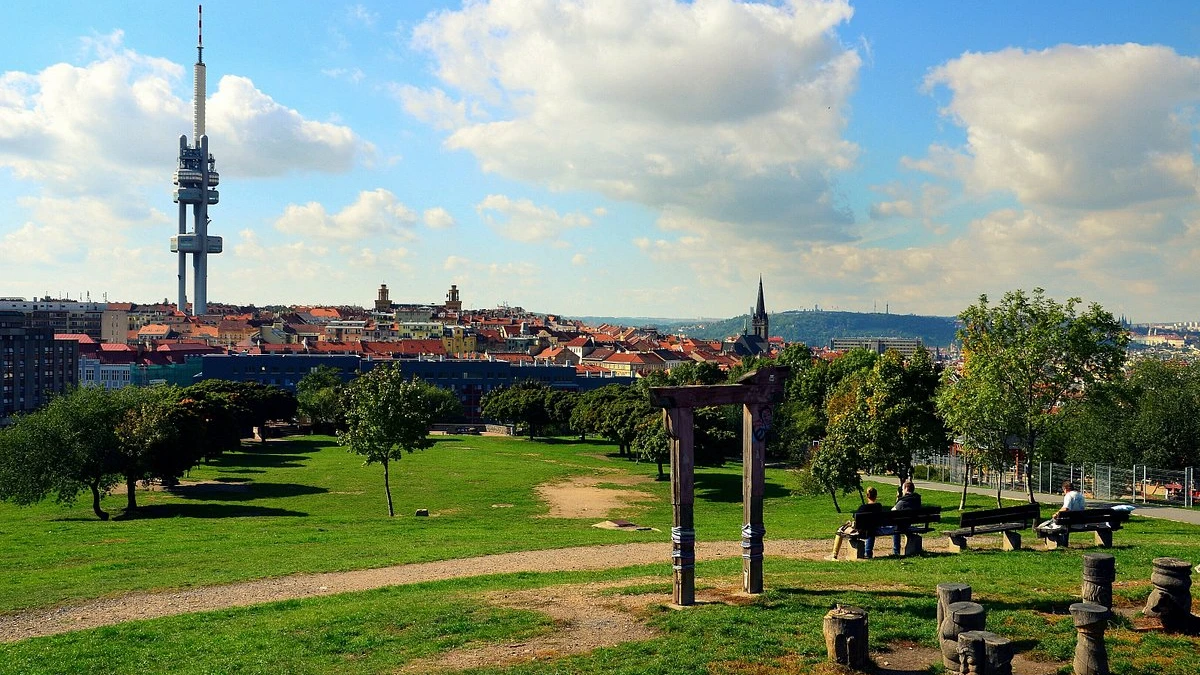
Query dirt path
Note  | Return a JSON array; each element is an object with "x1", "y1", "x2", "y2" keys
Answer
[{"x1": 0, "y1": 539, "x2": 830, "y2": 643}]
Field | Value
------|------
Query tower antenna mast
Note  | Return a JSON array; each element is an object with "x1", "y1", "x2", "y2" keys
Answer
[{"x1": 170, "y1": 4, "x2": 222, "y2": 316}]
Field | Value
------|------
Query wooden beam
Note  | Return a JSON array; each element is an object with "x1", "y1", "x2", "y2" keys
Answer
[{"x1": 666, "y1": 407, "x2": 696, "y2": 606}]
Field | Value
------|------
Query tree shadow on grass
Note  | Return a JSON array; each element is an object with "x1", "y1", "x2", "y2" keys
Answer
[
  {"x1": 694, "y1": 471, "x2": 789, "y2": 503},
  {"x1": 206, "y1": 453, "x2": 307, "y2": 470},
  {"x1": 113, "y1": 504, "x2": 308, "y2": 519},
  {"x1": 167, "y1": 482, "x2": 328, "y2": 501}
]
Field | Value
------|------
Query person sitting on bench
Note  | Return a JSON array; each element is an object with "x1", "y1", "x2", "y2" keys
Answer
[
  {"x1": 1058, "y1": 481, "x2": 1085, "y2": 513},
  {"x1": 854, "y1": 487, "x2": 884, "y2": 558},
  {"x1": 891, "y1": 480, "x2": 921, "y2": 556}
]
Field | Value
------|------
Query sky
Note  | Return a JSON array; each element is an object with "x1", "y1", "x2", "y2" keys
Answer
[{"x1": 1, "y1": 1, "x2": 1199, "y2": 321}]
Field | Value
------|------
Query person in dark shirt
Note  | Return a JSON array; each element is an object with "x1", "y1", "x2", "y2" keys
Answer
[
  {"x1": 891, "y1": 480, "x2": 921, "y2": 556},
  {"x1": 854, "y1": 486, "x2": 884, "y2": 558}
]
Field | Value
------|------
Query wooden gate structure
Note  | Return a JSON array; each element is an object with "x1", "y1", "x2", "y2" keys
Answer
[{"x1": 649, "y1": 366, "x2": 788, "y2": 606}]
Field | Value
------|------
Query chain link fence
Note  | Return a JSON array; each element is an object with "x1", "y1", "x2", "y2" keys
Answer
[{"x1": 911, "y1": 454, "x2": 1197, "y2": 508}]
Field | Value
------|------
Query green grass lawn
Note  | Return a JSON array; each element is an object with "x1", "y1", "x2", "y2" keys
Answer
[{"x1": 2, "y1": 434, "x2": 1198, "y2": 674}]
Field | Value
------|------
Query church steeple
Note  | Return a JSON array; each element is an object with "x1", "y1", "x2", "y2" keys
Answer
[{"x1": 752, "y1": 276, "x2": 769, "y2": 340}]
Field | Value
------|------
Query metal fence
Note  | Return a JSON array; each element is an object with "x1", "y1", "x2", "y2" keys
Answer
[{"x1": 911, "y1": 454, "x2": 1197, "y2": 508}]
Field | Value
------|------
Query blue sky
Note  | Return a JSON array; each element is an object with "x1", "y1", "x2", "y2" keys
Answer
[{"x1": 2, "y1": 1, "x2": 1199, "y2": 321}]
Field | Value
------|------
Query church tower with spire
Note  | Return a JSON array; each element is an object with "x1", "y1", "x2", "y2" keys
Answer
[{"x1": 752, "y1": 276, "x2": 769, "y2": 340}]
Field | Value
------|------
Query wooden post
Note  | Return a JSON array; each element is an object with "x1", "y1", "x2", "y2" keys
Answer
[
  {"x1": 823, "y1": 606, "x2": 870, "y2": 670},
  {"x1": 957, "y1": 630, "x2": 1014, "y2": 675},
  {"x1": 1070, "y1": 602, "x2": 1109, "y2": 675},
  {"x1": 1081, "y1": 553, "x2": 1115, "y2": 615},
  {"x1": 1143, "y1": 557, "x2": 1196, "y2": 634},
  {"x1": 936, "y1": 582, "x2": 972, "y2": 643},
  {"x1": 940, "y1": 601, "x2": 986, "y2": 671},
  {"x1": 742, "y1": 402, "x2": 769, "y2": 594},
  {"x1": 666, "y1": 407, "x2": 695, "y2": 607}
]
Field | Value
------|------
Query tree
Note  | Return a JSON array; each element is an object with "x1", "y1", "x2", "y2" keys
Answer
[
  {"x1": 810, "y1": 407, "x2": 865, "y2": 513},
  {"x1": 338, "y1": 364, "x2": 435, "y2": 516},
  {"x1": 113, "y1": 386, "x2": 206, "y2": 511},
  {"x1": 424, "y1": 385, "x2": 465, "y2": 425},
  {"x1": 956, "y1": 288, "x2": 1128, "y2": 502},
  {"x1": 631, "y1": 413, "x2": 669, "y2": 480},
  {"x1": 481, "y1": 381, "x2": 557, "y2": 440},
  {"x1": 936, "y1": 370, "x2": 1020, "y2": 508},
  {"x1": 296, "y1": 365, "x2": 347, "y2": 433}
]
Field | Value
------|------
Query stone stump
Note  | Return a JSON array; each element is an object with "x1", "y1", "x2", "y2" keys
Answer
[
  {"x1": 941, "y1": 601, "x2": 986, "y2": 671},
  {"x1": 1070, "y1": 602, "x2": 1109, "y2": 675},
  {"x1": 823, "y1": 606, "x2": 870, "y2": 671},
  {"x1": 957, "y1": 630, "x2": 1014, "y2": 675},
  {"x1": 1143, "y1": 556, "x2": 1196, "y2": 633},
  {"x1": 1082, "y1": 553, "x2": 1115, "y2": 615}
]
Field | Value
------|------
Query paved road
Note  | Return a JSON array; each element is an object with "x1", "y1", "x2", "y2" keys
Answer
[{"x1": 863, "y1": 474, "x2": 1200, "y2": 526}]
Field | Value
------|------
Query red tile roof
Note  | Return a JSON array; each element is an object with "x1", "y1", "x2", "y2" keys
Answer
[{"x1": 54, "y1": 333, "x2": 96, "y2": 344}]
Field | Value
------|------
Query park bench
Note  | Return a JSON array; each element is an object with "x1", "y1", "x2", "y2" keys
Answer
[
  {"x1": 944, "y1": 503, "x2": 1042, "y2": 552},
  {"x1": 1034, "y1": 507, "x2": 1131, "y2": 549},
  {"x1": 832, "y1": 506, "x2": 943, "y2": 560}
]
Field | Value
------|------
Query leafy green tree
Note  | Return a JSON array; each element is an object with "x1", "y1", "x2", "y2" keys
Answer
[
  {"x1": 114, "y1": 386, "x2": 202, "y2": 510},
  {"x1": 296, "y1": 365, "x2": 347, "y2": 433},
  {"x1": 424, "y1": 385, "x2": 465, "y2": 424},
  {"x1": 956, "y1": 288, "x2": 1128, "y2": 501},
  {"x1": 631, "y1": 413, "x2": 669, "y2": 479},
  {"x1": 481, "y1": 380, "x2": 558, "y2": 440},
  {"x1": 811, "y1": 407, "x2": 865, "y2": 513},
  {"x1": 571, "y1": 384, "x2": 653, "y2": 455},
  {"x1": 825, "y1": 349, "x2": 945, "y2": 496},
  {"x1": 184, "y1": 380, "x2": 297, "y2": 444},
  {"x1": 338, "y1": 364, "x2": 435, "y2": 516},
  {"x1": 936, "y1": 370, "x2": 1020, "y2": 508}
]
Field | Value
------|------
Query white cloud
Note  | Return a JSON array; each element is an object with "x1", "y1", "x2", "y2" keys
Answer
[
  {"x1": 0, "y1": 31, "x2": 368, "y2": 195},
  {"x1": 392, "y1": 84, "x2": 470, "y2": 131},
  {"x1": 571, "y1": 253, "x2": 586, "y2": 266},
  {"x1": 923, "y1": 43, "x2": 1200, "y2": 209},
  {"x1": 405, "y1": 0, "x2": 861, "y2": 243},
  {"x1": 475, "y1": 194, "x2": 591, "y2": 243},
  {"x1": 274, "y1": 188, "x2": 419, "y2": 241},
  {"x1": 321, "y1": 67, "x2": 366, "y2": 84},
  {"x1": 208, "y1": 75, "x2": 367, "y2": 177},
  {"x1": 423, "y1": 206, "x2": 456, "y2": 229}
]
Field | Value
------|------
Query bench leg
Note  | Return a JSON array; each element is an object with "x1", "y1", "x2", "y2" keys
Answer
[
  {"x1": 1002, "y1": 530, "x2": 1022, "y2": 551},
  {"x1": 1044, "y1": 532, "x2": 1068, "y2": 550},
  {"x1": 1094, "y1": 529, "x2": 1113, "y2": 548},
  {"x1": 947, "y1": 534, "x2": 967, "y2": 553},
  {"x1": 851, "y1": 538, "x2": 867, "y2": 560},
  {"x1": 902, "y1": 532, "x2": 923, "y2": 557}
]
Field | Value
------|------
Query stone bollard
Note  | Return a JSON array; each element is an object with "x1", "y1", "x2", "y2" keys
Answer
[
  {"x1": 941, "y1": 601, "x2": 986, "y2": 671},
  {"x1": 1070, "y1": 602, "x2": 1109, "y2": 675},
  {"x1": 1082, "y1": 553, "x2": 1116, "y2": 615},
  {"x1": 936, "y1": 582, "x2": 972, "y2": 641},
  {"x1": 1143, "y1": 557, "x2": 1196, "y2": 633},
  {"x1": 957, "y1": 630, "x2": 1014, "y2": 675},
  {"x1": 823, "y1": 606, "x2": 870, "y2": 671}
]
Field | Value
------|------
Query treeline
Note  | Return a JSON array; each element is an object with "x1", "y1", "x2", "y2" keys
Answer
[
  {"x1": 0, "y1": 381, "x2": 296, "y2": 520},
  {"x1": 492, "y1": 289, "x2": 1198, "y2": 511}
]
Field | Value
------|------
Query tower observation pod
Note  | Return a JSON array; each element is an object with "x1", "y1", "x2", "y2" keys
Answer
[{"x1": 170, "y1": 4, "x2": 222, "y2": 316}]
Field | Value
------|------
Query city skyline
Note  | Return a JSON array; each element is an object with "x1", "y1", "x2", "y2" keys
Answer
[{"x1": 1, "y1": 1, "x2": 1199, "y2": 320}]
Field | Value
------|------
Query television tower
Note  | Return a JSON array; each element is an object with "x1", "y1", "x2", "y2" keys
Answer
[{"x1": 170, "y1": 4, "x2": 222, "y2": 316}]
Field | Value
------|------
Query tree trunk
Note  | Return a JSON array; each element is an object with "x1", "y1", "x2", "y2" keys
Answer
[
  {"x1": 382, "y1": 459, "x2": 394, "y2": 517},
  {"x1": 996, "y1": 470, "x2": 1003, "y2": 508},
  {"x1": 656, "y1": 457, "x2": 665, "y2": 479},
  {"x1": 126, "y1": 476, "x2": 138, "y2": 511},
  {"x1": 90, "y1": 480, "x2": 109, "y2": 521},
  {"x1": 959, "y1": 468, "x2": 970, "y2": 510},
  {"x1": 829, "y1": 486, "x2": 842, "y2": 513},
  {"x1": 1026, "y1": 455, "x2": 1035, "y2": 503}
]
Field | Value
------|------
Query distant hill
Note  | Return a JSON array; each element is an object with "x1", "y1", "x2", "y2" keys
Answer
[
  {"x1": 564, "y1": 310, "x2": 959, "y2": 348},
  {"x1": 664, "y1": 310, "x2": 959, "y2": 348}
]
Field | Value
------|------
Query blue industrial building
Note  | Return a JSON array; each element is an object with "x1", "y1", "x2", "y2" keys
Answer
[{"x1": 198, "y1": 354, "x2": 632, "y2": 422}]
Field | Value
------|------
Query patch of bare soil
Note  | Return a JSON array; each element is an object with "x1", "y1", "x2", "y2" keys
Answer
[
  {"x1": 874, "y1": 641, "x2": 1063, "y2": 675},
  {"x1": 535, "y1": 473, "x2": 657, "y2": 519},
  {"x1": 397, "y1": 578, "x2": 667, "y2": 673}
]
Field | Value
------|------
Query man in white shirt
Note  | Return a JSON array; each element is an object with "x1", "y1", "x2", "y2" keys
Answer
[{"x1": 1058, "y1": 481, "x2": 1086, "y2": 513}]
